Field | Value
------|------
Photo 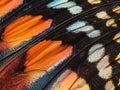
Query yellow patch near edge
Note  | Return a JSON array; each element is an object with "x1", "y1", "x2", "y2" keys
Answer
[
  {"x1": 71, "y1": 78, "x2": 90, "y2": 90},
  {"x1": 88, "y1": 0, "x2": 101, "y2": 5},
  {"x1": 113, "y1": 32, "x2": 120, "y2": 43},
  {"x1": 115, "y1": 53, "x2": 120, "y2": 64},
  {"x1": 112, "y1": 6, "x2": 120, "y2": 14},
  {"x1": 105, "y1": 80, "x2": 115, "y2": 90}
]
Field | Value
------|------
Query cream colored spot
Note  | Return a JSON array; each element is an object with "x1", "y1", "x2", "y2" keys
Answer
[
  {"x1": 105, "y1": 80, "x2": 115, "y2": 90},
  {"x1": 106, "y1": 19, "x2": 117, "y2": 27},
  {"x1": 111, "y1": 23, "x2": 117, "y2": 27},
  {"x1": 88, "y1": 44, "x2": 105, "y2": 63},
  {"x1": 97, "y1": 55, "x2": 109, "y2": 71},
  {"x1": 88, "y1": 0, "x2": 101, "y2": 5},
  {"x1": 70, "y1": 78, "x2": 90, "y2": 90},
  {"x1": 113, "y1": 32, "x2": 120, "y2": 43},
  {"x1": 98, "y1": 66, "x2": 112, "y2": 79},
  {"x1": 112, "y1": 6, "x2": 120, "y2": 14},
  {"x1": 96, "y1": 11, "x2": 110, "y2": 19},
  {"x1": 115, "y1": 53, "x2": 120, "y2": 63}
]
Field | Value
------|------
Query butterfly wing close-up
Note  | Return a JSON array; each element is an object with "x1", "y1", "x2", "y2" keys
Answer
[{"x1": 0, "y1": 0, "x2": 120, "y2": 90}]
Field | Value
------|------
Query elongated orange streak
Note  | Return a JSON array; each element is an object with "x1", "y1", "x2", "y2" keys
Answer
[
  {"x1": 4, "y1": 15, "x2": 43, "y2": 36},
  {"x1": 4, "y1": 15, "x2": 33, "y2": 34},
  {"x1": 0, "y1": 0, "x2": 9, "y2": 6},
  {"x1": 5, "y1": 19, "x2": 52, "y2": 41},
  {"x1": 0, "y1": 15, "x2": 52, "y2": 50},
  {"x1": 25, "y1": 40, "x2": 73, "y2": 72},
  {"x1": 0, "y1": 0, "x2": 23, "y2": 17},
  {"x1": 25, "y1": 40, "x2": 62, "y2": 66},
  {"x1": 24, "y1": 40, "x2": 73, "y2": 84}
]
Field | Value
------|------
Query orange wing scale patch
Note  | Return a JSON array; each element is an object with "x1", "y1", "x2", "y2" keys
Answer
[
  {"x1": 47, "y1": 69, "x2": 90, "y2": 90},
  {"x1": 0, "y1": 0, "x2": 23, "y2": 17},
  {"x1": 25, "y1": 40, "x2": 73, "y2": 82},
  {"x1": 0, "y1": 40, "x2": 73, "y2": 90},
  {"x1": 48, "y1": 69, "x2": 78, "y2": 90},
  {"x1": 0, "y1": 15, "x2": 52, "y2": 50}
]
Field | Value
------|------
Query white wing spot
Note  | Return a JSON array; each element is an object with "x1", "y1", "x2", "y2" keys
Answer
[
  {"x1": 88, "y1": 44, "x2": 105, "y2": 63},
  {"x1": 98, "y1": 66, "x2": 112, "y2": 79},
  {"x1": 97, "y1": 55, "x2": 109, "y2": 71},
  {"x1": 96, "y1": 11, "x2": 110, "y2": 19}
]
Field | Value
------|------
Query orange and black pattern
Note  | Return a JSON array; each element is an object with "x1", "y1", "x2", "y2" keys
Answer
[{"x1": 0, "y1": 0, "x2": 120, "y2": 90}]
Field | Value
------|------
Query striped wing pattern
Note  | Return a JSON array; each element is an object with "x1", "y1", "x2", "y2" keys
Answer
[{"x1": 0, "y1": 0, "x2": 120, "y2": 90}]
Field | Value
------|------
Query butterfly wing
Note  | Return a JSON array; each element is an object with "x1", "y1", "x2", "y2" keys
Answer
[{"x1": 0, "y1": 0, "x2": 120, "y2": 90}]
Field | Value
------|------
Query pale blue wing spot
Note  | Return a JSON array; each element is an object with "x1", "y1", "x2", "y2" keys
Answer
[
  {"x1": 73, "y1": 25, "x2": 94, "y2": 33},
  {"x1": 53, "y1": 1, "x2": 76, "y2": 9},
  {"x1": 89, "y1": 44, "x2": 103, "y2": 54},
  {"x1": 97, "y1": 55, "x2": 109, "y2": 71},
  {"x1": 68, "y1": 6, "x2": 83, "y2": 15},
  {"x1": 67, "y1": 21, "x2": 86, "y2": 31},
  {"x1": 47, "y1": 0, "x2": 68, "y2": 8},
  {"x1": 87, "y1": 30, "x2": 101, "y2": 38},
  {"x1": 88, "y1": 44, "x2": 105, "y2": 63}
]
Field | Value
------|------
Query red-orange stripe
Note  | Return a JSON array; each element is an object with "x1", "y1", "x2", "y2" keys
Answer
[{"x1": 0, "y1": 0, "x2": 23, "y2": 17}]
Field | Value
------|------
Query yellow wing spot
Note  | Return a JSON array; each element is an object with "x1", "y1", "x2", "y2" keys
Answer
[
  {"x1": 106, "y1": 19, "x2": 117, "y2": 27},
  {"x1": 105, "y1": 80, "x2": 115, "y2": 90},
  {"x1": 88, "y1": 0, "x2": 101, "y2": 5},
  {"x1": 118, "y1": 79, "x2": 120, "y2": 86},
  {"x1": 113, "y1": 32, "x2": 120, "y2": 43},
  {"x1": 115, "y1": 53, "x2": 120, "y2": 64},
  {"x1": 70, "y1": 78, "x2": 90, "y2": 90},
  {"x1": 112, "y1": 6, "x2": 120, "y2": 14}
]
